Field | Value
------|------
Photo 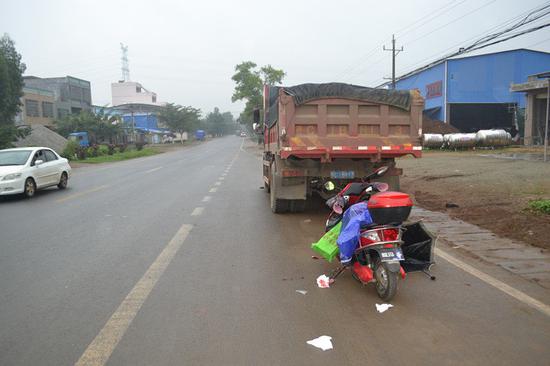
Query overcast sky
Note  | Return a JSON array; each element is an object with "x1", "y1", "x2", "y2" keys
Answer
[{"x1": 2, "y1": 0, "x2": 549, "y2": 116}]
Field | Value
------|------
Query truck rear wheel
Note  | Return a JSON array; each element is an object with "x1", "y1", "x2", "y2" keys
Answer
[
  {"x1": 289, "y1": 199, "x2": 306, "y2": 213},
  {"x1": 270, "y1": 173, "x2": 288, "y2": 213}
]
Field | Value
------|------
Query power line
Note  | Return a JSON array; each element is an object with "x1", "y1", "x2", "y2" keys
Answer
[
  {"x1": 332, "y1": 0, "x2": 466, "y2": 80},
  {"x1": 397, "y1": 2, "x2": 550, "y2": 76},
  {"x1": 377, "y1": 2, "x2": 550, "y2": 87}
]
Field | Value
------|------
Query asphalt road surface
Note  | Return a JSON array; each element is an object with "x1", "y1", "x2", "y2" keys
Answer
[{"x1": 1, "y1": 136, "x2": 549, "y2": 366}]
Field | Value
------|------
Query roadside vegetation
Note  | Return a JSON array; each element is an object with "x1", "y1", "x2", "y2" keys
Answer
[
  {"x1": 62, "y1": 140, "x2": 159, "y2": 163},
  {"x1": 528, "y1": 199, "x2": 550, "y2": 215}
]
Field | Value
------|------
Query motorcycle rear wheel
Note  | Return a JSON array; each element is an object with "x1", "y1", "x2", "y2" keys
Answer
[{"x1": 374, "y1": 259, "x2": 398, "y2": 301}]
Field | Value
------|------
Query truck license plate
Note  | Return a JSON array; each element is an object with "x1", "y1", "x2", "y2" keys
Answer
[{"x1": 330, "y1": 170, "x2": 355, "y2": 179}]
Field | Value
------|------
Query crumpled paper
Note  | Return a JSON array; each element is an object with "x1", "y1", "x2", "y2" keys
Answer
[
  {"x1": 376, "y1": 303, "x2": 394, "y2": 313},
  {"x1": 307, "y1": 335, "x2": 333, "y2": 351},
  {"x1": 316, "y1": 274, "x2": 331, "y2": 288}
]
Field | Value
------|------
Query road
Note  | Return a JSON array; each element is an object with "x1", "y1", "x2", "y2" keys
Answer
[{"x1": 1, "y1": 136, "x2": 549, "y2": 366}]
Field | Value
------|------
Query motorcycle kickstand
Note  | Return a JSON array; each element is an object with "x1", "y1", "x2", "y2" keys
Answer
[
  {"x1": 329, "y1": 265, "x2": 347, "y2": 283},
  {"x1": 422, "y1": 269, "x2": 436, "y2": 281}
]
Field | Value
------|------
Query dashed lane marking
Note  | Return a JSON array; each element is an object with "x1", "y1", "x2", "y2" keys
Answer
[
  {"x1": 209, "y1": 187, "x2": 218, "y2": 193},
  {"x1": 191, "y1": 207, "x2": 204, "y2": 216},
  {"x1": 214, "y1": 182, "x2": 221, "y2": 186},
  {"x1": 435, "y1": 248, "x2": 550, "y2": 317},
  {"x1": 56, "y1": 185, "x2": 109, "y2": 203},
  {"x1": 74, "y1": 224, "x2": 193, "y2": 366},
  {"x1": 219, "y1": 177, "x2": 225, "y2": 181},
  {"x1": 202, "y1": 196, "x2": 211, "y2": 202},
  {"x1": 144, "y1": 166, "x2": 163, "y2": 174}
]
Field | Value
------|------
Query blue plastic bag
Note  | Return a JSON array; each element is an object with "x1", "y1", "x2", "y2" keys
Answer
[{"x1": 337, "y1": 201, "x2": 373, "y2": 264}]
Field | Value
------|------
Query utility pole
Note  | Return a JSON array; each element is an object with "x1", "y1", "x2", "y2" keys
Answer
[{"x1": 383, "y1": 34, "x2": 403, "y2": 89}]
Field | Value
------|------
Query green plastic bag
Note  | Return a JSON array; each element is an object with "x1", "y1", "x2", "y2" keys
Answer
[{"x1": 311, "y1": 222, "x2": 341, "y2": 262}]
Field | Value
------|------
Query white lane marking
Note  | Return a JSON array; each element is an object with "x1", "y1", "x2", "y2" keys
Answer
[
  {"x1": 219, "y1": 177, "x2": 225, "y2": 181},
  {"x1": 144, "y1": 166, "x2": 163, "y2": 174},
  {"x1": 435, "y1": 248, "x2": 550, "y2": 317},
  {"x1": 221, "y1": 173, "x2": 227, "y2": 177},
  {"x1": 239, "y1": 137, "x2": 245, "y2": 152},
  {"x1": 56, "y1": 185, "x2": 109, "y2": 203},
  {"x1": 202, "y1": 196, "x2": 211, "y2": 202},
  {"x1": 75, "y1": 224, "x2": 193, "y2": 366},
  {"x1": 209, "y1": 187, "x2": 218, "y2": 193},
  {"x1": 214, "y1": 181, "x2": 221, "y2": 186},
  {"x1": 191, "y1": 207, "x2": 204, "y2": 216}
]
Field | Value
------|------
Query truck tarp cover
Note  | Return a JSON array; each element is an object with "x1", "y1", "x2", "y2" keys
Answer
[{"x1": 266, "y1": 83, "x2": 411, "y2": 128}]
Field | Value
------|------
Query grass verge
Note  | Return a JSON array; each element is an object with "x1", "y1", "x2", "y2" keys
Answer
[
  {"x1": 74, "y1": 148, "x2": 160, "y2": 164},
  {"x1": 528, "y1": 199, "x2": 550, "y2": 215}
]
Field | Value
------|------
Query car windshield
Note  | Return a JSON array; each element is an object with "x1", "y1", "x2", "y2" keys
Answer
[{"x1": 0, "y1": 150, "x2": 32, "y2": 166}]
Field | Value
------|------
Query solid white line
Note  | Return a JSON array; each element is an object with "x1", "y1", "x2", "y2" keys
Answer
[
  {"x1": 435, "y1": 248, "x2": 550, "y2": 317},
  {"x1": 202, "y1": 196, "x2": 211, "y2": 202},
  {"x1": 144, "y1": 166, "x2": 162, "y2": 174},
  {"x1": 74, "y1": 224, "x2": 193, "y2": 366},
  {"x1": 191, "y1": 207, "x2": 204, "y2": 216}
]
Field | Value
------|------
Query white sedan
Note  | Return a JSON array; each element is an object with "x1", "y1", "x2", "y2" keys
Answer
[{"x1": 0, "y1": 147, "x2": 72, "y2": 198}]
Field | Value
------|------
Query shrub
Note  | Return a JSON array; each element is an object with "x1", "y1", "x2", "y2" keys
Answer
[
  {"x1": 76, "y1": 146, "x2": 87, "y2": 160},
  {"x1": 135, "y1": 141, "x2": 146, "y2": 151},
  {"x1": 528, "y1": 199, "x2": 550, "y2": 215},
  {"x1": 62, "y1": 140, "x2": 79, "y2": 160},
  {"x1": 98, "y1": 145, "x2": 109, "y2": 156},
  {"x1": 107, "y1": 144, "x2": 116, "y2": 155},
  {"x1": 117, "y1": 143, "x2": 127, "y2": 153},
  {"x1": 87, "y1": 144, "x2": 99, "y2": 157}
]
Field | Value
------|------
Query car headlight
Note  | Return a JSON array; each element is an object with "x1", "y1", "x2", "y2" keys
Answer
[{"x1": 2, "y1": 173, "x2": 22, "y2": 181}]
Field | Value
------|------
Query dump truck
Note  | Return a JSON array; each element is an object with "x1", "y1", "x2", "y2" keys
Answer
[{"x1": 262, "y1": 83, "x2": 424, "y2": 213}]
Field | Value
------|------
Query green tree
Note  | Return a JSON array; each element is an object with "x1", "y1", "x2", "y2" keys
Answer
[
  {"x1": 158, "y1": 103, "x2": 201, "y2": 143},
  {"x1": 54, "y1": 110, "x2": 122, "y2": 144},
  {"x1": 231, "y1": 61, "x2": 285, "y2": 126},
  {"x1": 0, "y1": 34, "x2": 28, "y2": 149}
]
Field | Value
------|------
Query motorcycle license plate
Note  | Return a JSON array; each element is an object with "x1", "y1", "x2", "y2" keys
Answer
[
  {"x1": 380, "y1": 247, "x2": 404, "y2": 262},
  {"x1": 330, "y1": 170, "x2": 355, "y2": 179}
]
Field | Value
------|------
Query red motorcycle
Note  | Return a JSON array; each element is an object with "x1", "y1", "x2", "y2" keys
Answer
[{"x1": 322, "y1": 167, "x2": 421, "y2": 301}]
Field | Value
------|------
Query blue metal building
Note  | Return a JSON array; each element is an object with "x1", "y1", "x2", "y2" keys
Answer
[{"x1": 395, "y1": 49, "x2": 550, "y2": 132}]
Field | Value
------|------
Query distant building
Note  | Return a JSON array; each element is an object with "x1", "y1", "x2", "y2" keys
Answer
[
  {"x1": 394, "y1": 49, "x2": 550, "y2": 135},
  {"x1": 15, "y1": 86, "x2": 57, "y2": 127},
  {"x1": 23, "y1": 75, "x2": 92, "y2": 117},
  {"x1": 511, "y1": 71, "x2": 549, "y2": 145},
  {"x1": 111, "y1": 81, "x2": 158, "y2": 106}
]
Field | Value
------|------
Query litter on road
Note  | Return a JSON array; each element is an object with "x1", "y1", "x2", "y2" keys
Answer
[
  {"x1": 376, "y1": 303, "x2": 394, "y2": 313},
  {"x1": 296, "y1": 290, "x2": 308, "y2": 295},
  {"x1": 316, "y1": 275, "x2": 331, "y2": 288},
  {"x1": 306, "y1": 335, "x2": 333, "y2": 351}
]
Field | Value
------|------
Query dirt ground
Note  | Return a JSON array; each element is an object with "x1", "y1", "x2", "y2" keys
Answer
[{"x1": 399, "y1": 147, "x2": 550, "y2": 250}]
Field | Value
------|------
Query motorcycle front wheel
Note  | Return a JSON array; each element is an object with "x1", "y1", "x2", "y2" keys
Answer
[{"x1": 374, "y1": 259, "x2": 398, "y2": 301}]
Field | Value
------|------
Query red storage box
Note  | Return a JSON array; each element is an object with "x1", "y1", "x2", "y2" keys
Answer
[{"x1": 368, "y1": 191, "x2": 413, "y2": 224}]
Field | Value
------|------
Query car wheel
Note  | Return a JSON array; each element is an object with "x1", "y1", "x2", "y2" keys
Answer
[
  {"x1": 24, "y1": 178, "x2": 36, "y2": 198},
  {"x1": 58, "y1": 172, "x2": 68, "y2": 189}
]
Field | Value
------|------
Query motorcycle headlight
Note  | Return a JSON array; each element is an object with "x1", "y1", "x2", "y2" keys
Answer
[{"x1": 2, "y1": 173, "x2": 22, "y2": 181}]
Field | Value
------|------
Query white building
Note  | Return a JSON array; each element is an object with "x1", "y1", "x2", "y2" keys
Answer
[{"x1": 111, "y1": 81, "x2": 159, "y2": 106}]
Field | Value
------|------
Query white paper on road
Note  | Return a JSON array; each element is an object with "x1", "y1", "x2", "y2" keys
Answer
[
  {"x1": 296, "y1": 290, "x2": 308, "y2": 295},
  {"x1": 316, "y1": 274, "x2": 331, "y2": 288},
  {"x1": 376, "y1": 303, "x2": 394, "y2": 313},
  {"x1": 307, "y1": 335, "x2": 333, "y2": 351}
]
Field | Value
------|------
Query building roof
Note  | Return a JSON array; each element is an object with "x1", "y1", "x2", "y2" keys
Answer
[{"x1": 391, "y1": 48, "x2": 550, "y2": 86}]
